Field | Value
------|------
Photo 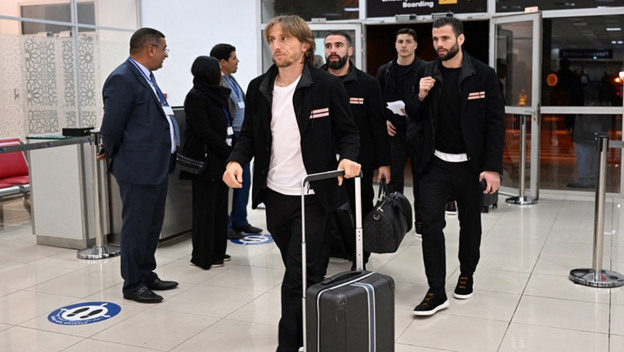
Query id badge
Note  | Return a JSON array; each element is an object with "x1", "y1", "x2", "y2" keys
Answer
[
  {"x1": 237, "y1": 101, "x2": 245, "y2": 109},
  {"x1": 162, "y1": 106, "x2": 174, "y2": 115},
  {"x1": 227, "y1": 126, "x2": 234, "y2": 135}
]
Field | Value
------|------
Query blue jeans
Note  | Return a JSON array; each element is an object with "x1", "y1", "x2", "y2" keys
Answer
[{"x1": 230, "y1": 161, "x2": 251, "y2": 228}]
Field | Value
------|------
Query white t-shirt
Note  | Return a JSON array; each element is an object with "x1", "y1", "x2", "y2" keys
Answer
[{"x1": 267, "y1": 75, "x2": 312, "y2": 196}]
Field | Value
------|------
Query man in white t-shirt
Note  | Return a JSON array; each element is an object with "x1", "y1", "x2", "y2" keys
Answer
[{"x1": 223, "y1": 15, "x2": 360, "y2": 352}]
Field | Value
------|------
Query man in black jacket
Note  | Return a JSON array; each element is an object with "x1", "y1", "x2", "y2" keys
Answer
[
  {"x1": 222, "y1": 15, "x2": 360, "y2": 352},
  {"x1": 323, "y1": 30, "x2": 391, "y2": 269},
  {"x1": 405, "y1": 17, "x2": 505, "y2": 316},
  {"x1": 376, "y1": 28, "x2": 426, "y2": 234}
]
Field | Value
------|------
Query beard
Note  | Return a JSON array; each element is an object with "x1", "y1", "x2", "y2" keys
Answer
[
  {"x1": 326, "y1": 54, "x2": 348, "y2": 70},
  {"x1": 438, "y1": 42, "x2": 460, "y2": 61},
  {"x1": 274, "y1": 58, "x2": 294, "y2": 68}
]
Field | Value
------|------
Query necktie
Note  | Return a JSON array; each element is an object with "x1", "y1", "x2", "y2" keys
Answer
[{"x1": 150, "y1": 73, "x2": 180, "y2": 147}]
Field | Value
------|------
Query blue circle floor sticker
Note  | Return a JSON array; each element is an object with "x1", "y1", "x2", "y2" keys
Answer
[
  {"x1": 48, "y1": 302, "x2": 121, "y2": 325},
  {"x1": 231, "y1": 233, "x2": 274, "y2": 246}
]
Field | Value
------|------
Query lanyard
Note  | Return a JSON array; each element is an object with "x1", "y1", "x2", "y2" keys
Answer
[
  {"x1": 129, "y1": 58, "x2": 168, "y2": 106},
  {"x1": 223, "y1": 107, "x2": 231, "y2": 126},
  {"x1": 224, "y1": 75, "x2": 241, "y2": 100}
]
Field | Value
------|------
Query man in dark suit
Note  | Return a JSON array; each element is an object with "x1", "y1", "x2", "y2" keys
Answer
[
  {"x1": 223, "y1": 15, "x2": 360, "y2": 352},
  {"x1": 405, "y1": 17, "x2": 505, "y2": 316},
  {"x1": 100, "y1": 27, "x2": 179, "y2": 304}
]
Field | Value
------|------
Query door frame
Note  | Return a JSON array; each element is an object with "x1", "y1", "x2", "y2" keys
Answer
[{"x1": 490, "y1": 12, "x2": 543, "y2": 199}]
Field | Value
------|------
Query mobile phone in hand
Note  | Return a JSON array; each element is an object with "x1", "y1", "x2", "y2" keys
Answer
[{"x1": 480, "y1": 179, "x2": 487, "y2": 191}]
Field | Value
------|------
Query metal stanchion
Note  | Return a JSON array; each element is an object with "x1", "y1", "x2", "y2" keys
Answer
[
  {"x1": 569, "y1": 134, "x2": 624, "y2": 288},
  {"x1": 77, "y1": 131, "x2": 120, "y2": 260},
  {"x1": 506, "y1": 114, "x2": 538, "y2": 205}
]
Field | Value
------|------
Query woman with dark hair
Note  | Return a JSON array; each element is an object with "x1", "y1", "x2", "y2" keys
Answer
[{"x1": 181, "y1": 55, "x2": 233, "y2": 269}]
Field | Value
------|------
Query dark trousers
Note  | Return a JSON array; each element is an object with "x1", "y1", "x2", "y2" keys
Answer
[
  {"x1": 264, "y1": 189, "x2": 330, "y2": 352},
  {"x1": 419, "y1": 156, "x2": 483, "y2": 290},
  {"x1": 117, "y1": 177, "x2": 168, "y2": 294},
  {"x1": 388, "y1": 133, "x2": 420, "y2": 223},
  {"x1": 190, "y1": 178, "x2": 228, "y2": 269}
]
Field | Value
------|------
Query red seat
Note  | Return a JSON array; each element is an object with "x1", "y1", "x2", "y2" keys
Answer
[
  {"x1": 0, "y1": 182, "x2": 12, "y2": 189},
  {"x1": 2, "y1": 176, "x2": 29, "y2": 185},
  {"x1": 0, "y1": 139, "x2": 30, "y2": 187}
]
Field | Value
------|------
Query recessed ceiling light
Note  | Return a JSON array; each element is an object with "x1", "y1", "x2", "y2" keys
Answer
[
  {"x1": 612, "y1": 40, "x2": 617, "y2": 44},
  {"x1": 619, "y1": 41, "x2": 624, "y2": 44},
  {"x1": 606, "y1": 28, "x2": 621, "y2": 31}
]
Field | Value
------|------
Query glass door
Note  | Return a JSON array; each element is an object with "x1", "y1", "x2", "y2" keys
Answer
[{"x1": 490, "y1": 12, "x2": 542, "y2": 200}]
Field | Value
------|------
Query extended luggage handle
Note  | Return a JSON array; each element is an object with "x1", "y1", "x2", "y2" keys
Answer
[{"x1": 301, "y1": 170, "x2": 362, "y2": 352}]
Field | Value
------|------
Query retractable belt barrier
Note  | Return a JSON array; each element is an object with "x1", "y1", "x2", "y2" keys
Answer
[
  {"x1": 506, "y1": 114, "x2": 538, "y2": 206},
  {"x1": 569, "y1": 134, "x2": 624, "y2": 288},
  {"x1": 77, "y1": 130, "x2": 120, "y2": 260}
]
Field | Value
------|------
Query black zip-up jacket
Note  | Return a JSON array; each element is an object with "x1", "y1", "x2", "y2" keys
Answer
[
  {"x1": 227, "y1": 64, "x2": 360, "y2": 212},
  {"x1": 376, "y1": 56, "x2": 426, "y2": 131},
  {"x1": 405, "y1": 51, "x2": 505, "y2": 175},
  {"x1": 322, "y1": 63, "x2": 391, "y2": 171}
]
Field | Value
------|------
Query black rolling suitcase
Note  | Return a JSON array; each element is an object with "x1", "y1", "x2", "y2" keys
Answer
[{"x1": 301, "y1": 171, "x2": 395, "y2": 352}]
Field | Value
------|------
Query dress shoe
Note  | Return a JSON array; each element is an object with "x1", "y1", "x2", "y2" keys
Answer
[
  {"x1": 145, "y1": 278, "x2": 179, "y2": 291},
  {"x1": 224, "y1": 254, "x2": 231, "y2": 262},
  {"x1": 227, "y1": 228, "x2": 245, "y2": 240},
  {"x1": 123, "y1": 286, "x2": 163, "y2": 303},
  {"x1": 232, "y1": 224, "x2": 263, "y2": 234}
]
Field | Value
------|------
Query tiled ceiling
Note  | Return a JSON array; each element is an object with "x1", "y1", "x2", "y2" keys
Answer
[
  {"x1": 496, "y1": 0, "x2": 624, "y2": 48},
  {"x1": 550, "y1": 15, "x2": 624, "y2": 49}
]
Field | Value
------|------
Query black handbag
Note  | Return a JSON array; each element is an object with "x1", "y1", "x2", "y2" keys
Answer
[
  {"x1": 363, "y1": 179, "x2": 413, "y2": 253},
  {"x1": 176, "y1": 153, "x2": 206, "y2": 175}
]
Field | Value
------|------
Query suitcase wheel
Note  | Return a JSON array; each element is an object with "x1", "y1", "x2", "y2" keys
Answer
[
  {"x1": 481, "y1": 206, "x2": 489, "y2": 213},
  {"x1": 493, "y1": 202, "x2": 498, "y2": 209}
]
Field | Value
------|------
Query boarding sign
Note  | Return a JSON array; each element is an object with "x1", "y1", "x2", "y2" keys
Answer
[{"x1": 367, "y1": 0, "x2": 487, "y2": 18}]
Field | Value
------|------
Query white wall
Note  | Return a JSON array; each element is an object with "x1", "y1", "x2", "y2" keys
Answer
[{"x1": 140, "y1": 0, "x2": 261, "y2": 106}]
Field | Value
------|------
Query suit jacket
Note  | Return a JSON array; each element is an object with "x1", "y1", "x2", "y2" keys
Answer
[
  {"x1": 100, "y1": 59, "x2": 174, "y2": 185},
  {"x1": 227, "y1": 64, "x2": 360, "y2": 213},
  {"x1": 180, "y1": 79, "x2": 233, "y2": 180},
  {"x1": 405, "y1": 51, "x2": 505, "y2": 175}
]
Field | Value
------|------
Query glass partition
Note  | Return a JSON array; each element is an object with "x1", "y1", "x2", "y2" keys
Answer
[
  {"x1": 261, "y1": 0, "x2": 359, "y2": 23},
  {"x1": 79, "y1": 0, "x2": 137, "y2": 30},
  {"x1": 0, "y1": 1, "x2": 136, "y2": 139},
  {"x1": 78, "y1": 29, "x2": 132, "y2": 129},
  {"x1": 497, "y1": 0, "x2": 623, "y2": 13},
  {"x1": 539, "y1": 113, "x2": 622, "y2": 193},
  {"x1": 542, "y1": 15, "x2": 624, "y2": 108}
]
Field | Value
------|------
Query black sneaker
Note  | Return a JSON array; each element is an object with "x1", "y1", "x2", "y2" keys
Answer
[
  {"x1": 415, "y1": 221, "x2": 423, "y2": 238},
  {"x1": 453, "y1": 275, "x2": 474, "y2": 299},
  {"x1": 224, "y1": 254, "x2": 231, "y2": 262},
  {"x1": 445, "y1": 201, "x2": 457, "y2": 215},
  {"x1": 413, "y1": 290, "x2": 449, "y2": 316}
]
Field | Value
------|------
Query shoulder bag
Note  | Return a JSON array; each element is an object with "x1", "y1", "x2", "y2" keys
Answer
[
  {"x1": 363, "y1": 179, "x2": 413, "y2": 253},
  {"x1": 177, "y1": 153, "x2": 206, "y2": 175}
]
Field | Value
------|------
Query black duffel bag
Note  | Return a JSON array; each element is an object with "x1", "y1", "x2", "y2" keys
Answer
[{"x1": 363, "y1": 179, "x2": 412, "y2": 253}]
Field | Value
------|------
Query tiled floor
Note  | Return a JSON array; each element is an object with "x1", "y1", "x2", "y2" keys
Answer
[{"x1": 1, "y1": 189, "x2": 623, "y2": 351}]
